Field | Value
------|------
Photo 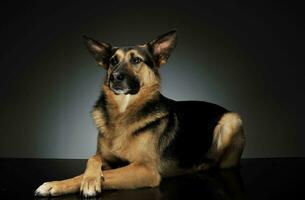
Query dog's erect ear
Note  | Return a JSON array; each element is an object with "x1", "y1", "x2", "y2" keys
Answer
[
  {"x1": 148, "y1": 30, "x2": 177, "y2": 66},
  {"x1": 83, "y1": 35, "x2": 112, "y2": 69}
]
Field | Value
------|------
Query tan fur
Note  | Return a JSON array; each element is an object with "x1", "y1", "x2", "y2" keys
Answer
[
  {"x1": 113, "y1": 49, "x2": 125, "y2": 61},
  {"x1": 94, "y1": 88, "x2": 166, "y2": 165},
  {"x1": 35, "y1": 47, "x2": 245, "y2": 197},
  {"x1": 35, "y1": 49, "x2": 163, "y2": 197},
  {"x1": 117, "y1": 94, "x2": 131, "y2": 113},
  {"x1": 102, "y1": 163, "x2": 161, "y2": 189},
  {"x1": 35, "y1": 175, "x2": 83, "y2": 196},
  {"x1": 80, "y1": 155, "x2": 104, "y2": 196},
  {"x1": 207, "y1": 112, "x2": 245, "y2": 168},
  {"x1": 86, "y1": 58, "x2": 165, "y2": 194}
]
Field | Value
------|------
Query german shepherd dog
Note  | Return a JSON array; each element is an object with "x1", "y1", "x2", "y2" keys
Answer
[{"x1": 35, "y1": 30, "x2": 245, "y2": 197}]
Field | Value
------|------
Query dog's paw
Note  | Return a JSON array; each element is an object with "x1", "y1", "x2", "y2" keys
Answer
[
  {"x1": 34, "y1": 181, "x2": 63, "y2": 197},
  {"x1": 80, "y1": 174, "x2": 103, "y2": 198}
]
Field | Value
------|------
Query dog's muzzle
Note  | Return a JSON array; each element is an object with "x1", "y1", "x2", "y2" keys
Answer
[{"x1": 109, "y1": 71, "x2": 140, "y2": 95}]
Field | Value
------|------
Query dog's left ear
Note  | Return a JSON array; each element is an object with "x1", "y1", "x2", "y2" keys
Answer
[
  {"x1": 148, "y1": 30, "x2": 177, "y2": 66},
  {"x1": 83, "y1": 35, "x2": 112, "y2": 69}
]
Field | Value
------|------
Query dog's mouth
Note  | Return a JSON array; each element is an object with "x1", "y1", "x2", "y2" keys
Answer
[
  {"x1": 109, "y1": 75, "x2": 141, "y2": 95},
  {"x1": 109, "y1": 82, "x2": 131, "y2": 95}
]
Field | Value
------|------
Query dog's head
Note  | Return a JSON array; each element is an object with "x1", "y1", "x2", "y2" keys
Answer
[{"x1": 83, "y1": 30, "x2": 177, "y2": 95}]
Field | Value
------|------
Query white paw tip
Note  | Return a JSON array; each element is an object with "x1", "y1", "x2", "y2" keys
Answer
[{"x1": 34, "y1": 182, "x2": 51, "y2": 196}]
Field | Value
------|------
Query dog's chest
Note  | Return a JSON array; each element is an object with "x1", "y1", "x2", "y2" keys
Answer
[
  {"x1": 93, "y1": 107, "x2": 158, "y2": 164},
  {"x1": 100, "y1": 125, "x2": 156, "y2": 163}
]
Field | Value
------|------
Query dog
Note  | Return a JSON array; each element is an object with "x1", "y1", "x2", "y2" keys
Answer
[{"x1": 35, "y1": 30, "x2": 245, "y2": 197}]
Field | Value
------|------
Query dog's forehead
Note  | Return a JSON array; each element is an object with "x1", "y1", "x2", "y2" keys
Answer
[{"x1": 114, "y1": 46, "x2": 148, "y2": 58}]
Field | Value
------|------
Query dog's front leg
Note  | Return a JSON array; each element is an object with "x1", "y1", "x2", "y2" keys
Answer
[
  {"x1": 35, "y1": 174, "x2": 83, "y2": 196},
  {"x1": 80, "y1": 154, "x2": 104, "y2": 197},
  {"x1": 102, "y1": 163, "x2": 161, "y2": 190},
  {"x1": 35, "y1": 154, "x2": 104, "y2": 197}
]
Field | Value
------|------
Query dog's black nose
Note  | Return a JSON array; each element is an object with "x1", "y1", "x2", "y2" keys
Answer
[{"x1": 110, "y1": 72, "x2": 125, "y2": 82}]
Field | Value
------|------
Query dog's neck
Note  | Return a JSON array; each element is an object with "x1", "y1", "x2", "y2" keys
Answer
[
  {"x1": 102, "y1": 83, "x2": 160, "y2": 115},
  {"x1": 117, "y1": 94, "x2": 131, "y2": 113}
]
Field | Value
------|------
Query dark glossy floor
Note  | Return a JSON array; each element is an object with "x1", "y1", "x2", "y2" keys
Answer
[{"x1": 0, "y1": 158, "x2": 304, "y2": 199}]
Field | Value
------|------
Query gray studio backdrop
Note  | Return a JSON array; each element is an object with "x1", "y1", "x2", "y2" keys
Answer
[{"x1": 1, "y1": 1, "x2": 303, "y2": 158}]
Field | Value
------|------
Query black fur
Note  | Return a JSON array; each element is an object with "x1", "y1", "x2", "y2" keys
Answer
[
  {"x1": 160, "y1": 96, "x2": 228, "y2": 168},
  {"x1": 134, "y1": 94, "x2": 228, "y2": 168},
  {"x1": 132, "y1": 115, "x2": 168, "y2": 136},
  {"x1": 121, "y1": 46, "x2": 158, "y2": 73},
  {"x1": 94, "y1": 93, "x2": 109, "y2": 126},
  {"x1": 132, "y1": 97, "x2": 166, "y2": 122},
  {"x1": 88, "y1": 31, "x2": 228, "y2": 169},
  {"x1": 135, "y1": 46, "x2": 157, "y2": 72},
  {"x1": 94, "y1": 91, "x2": 228, "y2": 169}
]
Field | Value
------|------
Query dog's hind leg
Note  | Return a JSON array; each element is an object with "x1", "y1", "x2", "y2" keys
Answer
[
  {"x1": 206, "y1": 112, "x2": 246, "y2": 169},
  {"x1": 219, "y1": 126, "x2": 245, "y2": 168}
]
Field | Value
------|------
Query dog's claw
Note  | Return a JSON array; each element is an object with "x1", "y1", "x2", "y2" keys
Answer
[{"x1": 80, "y1": 175, "x2": 102, "y2": 198}]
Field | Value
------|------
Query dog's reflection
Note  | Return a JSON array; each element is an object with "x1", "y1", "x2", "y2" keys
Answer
[
  {"x1": 101, "y1": 169, "x2": 245, "y2": 200},
  {"x1": 36, "y1": 169, "x2": 245, "y2": 200},
  {"x1": 158, "y1": 169, "x2": 246, "y2": 200}
]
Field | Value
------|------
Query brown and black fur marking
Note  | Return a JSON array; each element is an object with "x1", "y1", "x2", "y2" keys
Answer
[{"x1": 35, "y1": 30, "x2": 245, "y2": 197}]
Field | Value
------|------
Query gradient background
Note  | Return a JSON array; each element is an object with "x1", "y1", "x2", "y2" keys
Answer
[{"x1": 0, "y1": 1, "x2": 304, "y2": 159}]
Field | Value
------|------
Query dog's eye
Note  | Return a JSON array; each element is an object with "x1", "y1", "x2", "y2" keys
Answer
[
  {"x1": 131, "y1": 57, "x2": 142, "y2": 65},
  {"x1": 109, "y1": 57, "x2": 118, "y2": 66}
]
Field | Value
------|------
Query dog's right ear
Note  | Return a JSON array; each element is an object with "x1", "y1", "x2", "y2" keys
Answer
[{"x1": 83, "y1": 35, "x2": 112, "y2": 69}]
